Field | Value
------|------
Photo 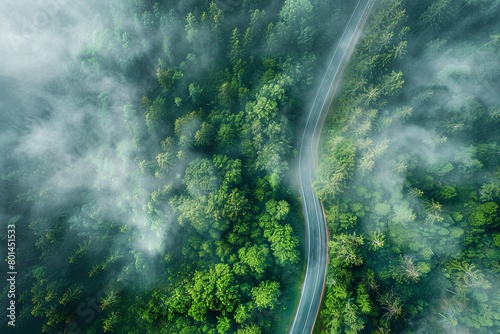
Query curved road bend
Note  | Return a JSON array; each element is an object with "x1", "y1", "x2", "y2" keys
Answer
[{"x1": 289, "y1": 0, "x2": 376, "y2": 333}]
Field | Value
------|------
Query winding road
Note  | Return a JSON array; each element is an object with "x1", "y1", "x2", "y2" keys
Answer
[{"x1": 289, "y1": 0, "x2": 376, "y2": 333}]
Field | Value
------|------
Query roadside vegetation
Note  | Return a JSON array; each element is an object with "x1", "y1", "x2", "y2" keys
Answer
[{"x1": 314, "y1": 0, "x2": 500, "y2": 333}]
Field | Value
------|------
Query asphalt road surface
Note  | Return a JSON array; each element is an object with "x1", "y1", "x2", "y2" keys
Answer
[{"x1": 289, "y1": 0, "x2": 376, "y2": 333}]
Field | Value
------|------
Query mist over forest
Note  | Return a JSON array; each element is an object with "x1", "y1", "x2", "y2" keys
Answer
[
  {"x1": 0, "y1": 0, "x2": 499, "y2": 333},
  {"x1": 314, "y1": 0, "x2": 500, "y2": 333},
  {"x1": 0, "y1": 0, "x2": 353, "y2": 333}
]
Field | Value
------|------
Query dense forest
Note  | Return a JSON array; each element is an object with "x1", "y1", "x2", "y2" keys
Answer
[
  {"x1": 0, "y1": 0, "x2": 357, "y2": 333},
  {"x1": 314, "y1": 0, "x2": 500, "y2": 333},
  {"x1": 1, "y1": 0, "x2": 499, "y2": 333}
]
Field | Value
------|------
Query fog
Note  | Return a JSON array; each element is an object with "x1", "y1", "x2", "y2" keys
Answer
[
  {"x1": 355, "y1": 3, "x2": 500, "y2": 331},
  {"x1": 0, "y1": 0, "x2": 170, "y2": 263},
  {"x1": 313, "y1": 1, "x2": 500, "y2": 332},
  {"x1": 1, "y1": 0, "x2": 498, "y2": 332}
]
